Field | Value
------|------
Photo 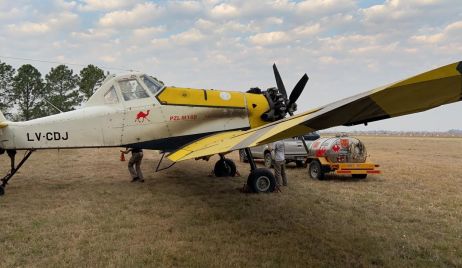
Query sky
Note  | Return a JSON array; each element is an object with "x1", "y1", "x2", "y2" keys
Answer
[{"x1": 0, "y1": 0, "x2": 461, "y2": 131}]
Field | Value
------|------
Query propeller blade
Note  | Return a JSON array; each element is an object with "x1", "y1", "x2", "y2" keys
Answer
[
  {"x1": 288, "y1": 73, "x2": 309, "y2": 106},
  {"x1": 273, "y1": 63, "x2": 287, "y2": 99}
]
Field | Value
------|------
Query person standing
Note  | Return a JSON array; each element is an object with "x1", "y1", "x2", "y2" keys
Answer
[
  {"x1": 272, "y1": 140, "x2": 287, "y2": 186},
  {"x1": 121, "y1": 148, "x2": 144, "y2": 182}
]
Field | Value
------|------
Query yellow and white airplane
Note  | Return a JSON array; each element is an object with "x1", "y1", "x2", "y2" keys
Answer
[{"x1": 0, "y1": 62, "x2": 461, "y2": 195}]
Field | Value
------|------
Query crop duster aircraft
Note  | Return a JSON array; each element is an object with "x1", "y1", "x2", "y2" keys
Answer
[{"x1": 0, "y1": 62, "x2": 461, "y2": 195}]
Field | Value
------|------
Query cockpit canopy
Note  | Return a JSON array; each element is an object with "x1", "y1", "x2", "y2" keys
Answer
[{"x1": 85, "y1": 73, "x2": 164, "y2": 106}]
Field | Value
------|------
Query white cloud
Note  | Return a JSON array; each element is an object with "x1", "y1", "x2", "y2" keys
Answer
[
  {"x1": 249, "y1": 23, "x2": 321, "y2": 46},
  {"x1": 78, "y1": 0, "x2": 140, "y2": 11},
  {"x1": 296, "y1": 0, "x2": 355, "y2": 15},
  {"x1": 71, "y1": 28, "x2": 116, "y2": 41},
  {"x1": 99, "y1": 2, "x2": 163, "y2": 27},
  {"x1": 249, "y1": 31, "x2": 289, "y2": 46},
  {"x1": 171, "y1": 28, "x2": 205, "y2": 45},
  {"x1": 410, "y1": 20, "x2": 462, "y2": 44},
  {"x1": 167, "y1": 1, "x2": 202, "y2": 14},
  {"x1": 150, "y1": 38, "x2": 169, "y2": 49},
  {"x1": 210, "y1": 3, "x2": 238, "y2": 18},
  {"x1": 7, "y1": 22, "x2": 50, "y2": 35},
  {"x1": 5, "y1": 12, "x2": 78, "y2": 36},
  {"x1": 292, "y1": 24, "x2": 321, "y2": 37},
  {"x1": 133, "y1": 26, "x2": 165, "y2": 39}
]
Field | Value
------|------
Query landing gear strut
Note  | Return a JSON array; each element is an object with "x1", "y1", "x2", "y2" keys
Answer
[
  {"x1": 0, "y1": 149, "x2": 34, "y2": 196},
  {"x1": 243, "y1": 148, "x2": 276, "y2": 193}
]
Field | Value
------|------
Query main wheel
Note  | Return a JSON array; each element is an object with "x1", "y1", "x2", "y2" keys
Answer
[
  {"x1": 239, "y1": 149, "x2": 248, "y2": 163},
  {"x1": 309, "y1": 160, "x2": 324, "y2": 180},
  {"x1": 352, "y1": 174, "x2": 367, "y2": 179},
  {"x1": 247, "y1": 168, "x2": 276, "y2": 193},
  {"x1": 214, "y1": 158, "x2": 237, "y2": 177},
  {"x1": 264, "y1": 152, "x2": 273, "y2": 168},
  {"x1": 0, "y1": 185, "x2": 4, "y2": 196}
]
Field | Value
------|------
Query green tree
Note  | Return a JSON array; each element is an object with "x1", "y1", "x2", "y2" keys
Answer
[
  {"x1": 0, "y1": 61, "x2": 15, "y2": 118},
  {"x1": 79, "y1": 64, "x2": 106, "y2": 101},
  {"x1": 44, "y1": 65, "x2": 81, "y2": 114},
  {"x1": 12, "y1": 64, "x2": 45, "y2": 121}
]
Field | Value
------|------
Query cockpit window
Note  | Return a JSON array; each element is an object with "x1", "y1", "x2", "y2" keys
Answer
[
  {"x1": 142, "y1": 75, "x2": 163, "y2": 95},
  {"x1": 118, "y1": 79, "x2": 149, "y2": 101},
  {"x1": 104, "y1": 86, "x2": 119, "y2": 104}
]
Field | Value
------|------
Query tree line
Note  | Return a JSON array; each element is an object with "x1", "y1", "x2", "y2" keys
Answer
[{"x1": 0, "y1": 60, "x2": 107, "y2": 121}]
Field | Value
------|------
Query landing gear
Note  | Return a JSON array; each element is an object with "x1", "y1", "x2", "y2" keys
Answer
[
  {"x1": 243, "y1": 148, "x2": 276, "y2": 193},
  {"x1": 0, "y1": 149, "x2": 34, "y2": 196},
  {"x1": 247, "y1": 168, "x2": 276, "y2": 193},
  {"x1": 214, "y1": 156, "x2": 237, "y2": 177}
]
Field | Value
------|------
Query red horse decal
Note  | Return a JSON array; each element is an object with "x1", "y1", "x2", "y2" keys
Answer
[{"x1": 135, "y1": 110, "x2": 150, "y2": 123}]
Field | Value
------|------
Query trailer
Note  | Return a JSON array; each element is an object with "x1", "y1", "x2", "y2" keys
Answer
[{"x1": 305, "y1": 135, "x2": 380, "y2": 180}]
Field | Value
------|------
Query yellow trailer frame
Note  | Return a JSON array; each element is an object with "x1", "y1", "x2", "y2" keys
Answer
[{"x1": 307, "y1": 156, "x2": 380, "y2": 180}]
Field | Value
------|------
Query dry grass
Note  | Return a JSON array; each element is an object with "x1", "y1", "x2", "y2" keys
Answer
[{"x1": 0, "y1": 136, "x2": 461, "y2": 267}]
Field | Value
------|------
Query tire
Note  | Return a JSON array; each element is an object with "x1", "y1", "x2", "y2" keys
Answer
[
  {"x1": 214, "y1": 158, "x2": 237, "y2": 177},
  {"x1": 247, "y1": 168, "x2": 276, "y2": 193},
  {"x1": 264, "y1": 152, "x2": 273, "y2": 168},
  {"x1": 352, "y1": 174, "x2": 367, "y2": 179},
  {"x1": 309, "y1": 160, "x2": 324, "y2": 180},
  {"x1": 0, "y1": 185, "x2": 4, "y2": 196},
  {"x1": 296, "y1": 160, "x2": 304, "y2": 168},
  {"x1": 239, "y1": 149, "x2": 248, "y2": 163}
]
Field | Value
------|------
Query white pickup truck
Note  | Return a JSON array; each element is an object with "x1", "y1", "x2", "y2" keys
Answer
[{"x1": 239, "y1": 132, "x2": 320, "y2": 167}]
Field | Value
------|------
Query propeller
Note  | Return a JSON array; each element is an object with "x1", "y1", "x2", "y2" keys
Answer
[{"x1": 264, "y1": 64, "x2": 309, "y2": 121}]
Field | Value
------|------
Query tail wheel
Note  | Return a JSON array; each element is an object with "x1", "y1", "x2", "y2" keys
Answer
[
  {"x1": 247, "y1": 168, "x2": 276, "y2": 193},
  {"x1": 264, "y1": 152, "x2": 273, "y2": 168},
  {"x1": 214, "y1": 158, "x2": 237, "y2": 177},
  {"x1": 308, "y1": 160, "x2": 324, "y2": 180}
]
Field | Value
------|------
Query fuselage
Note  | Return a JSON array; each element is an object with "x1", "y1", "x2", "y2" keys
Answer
[{"x1": 0, "y1": 73, "x2": 270, "y2": 151}]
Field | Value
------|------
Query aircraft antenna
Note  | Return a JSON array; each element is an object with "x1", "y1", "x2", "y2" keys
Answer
[{"x1": 43, "y1": 99, "x2": 63, "y2": 114}]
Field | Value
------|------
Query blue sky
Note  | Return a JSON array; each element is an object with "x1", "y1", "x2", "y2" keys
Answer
[{"x1": 0, "y1": 0, "x2": 461, "y2": 131}]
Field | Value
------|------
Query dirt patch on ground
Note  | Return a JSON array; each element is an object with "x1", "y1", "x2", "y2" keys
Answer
[{"x1": 0, "y1": 136, "x2": 461, "y2": 267}]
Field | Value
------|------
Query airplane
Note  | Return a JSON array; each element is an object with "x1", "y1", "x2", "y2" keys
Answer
[{"x1": 0, "y1": 61, "x2": 461, "y2": 196}]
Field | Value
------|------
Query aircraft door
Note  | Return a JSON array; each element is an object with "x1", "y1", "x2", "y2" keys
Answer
[{"x1": 118, "y1": 77, "x2": 168, "y2": 146}]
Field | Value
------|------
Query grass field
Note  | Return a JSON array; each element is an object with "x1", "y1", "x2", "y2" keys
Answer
[{"x1": 0, "y1": 136, "x2": 461, "y2": 267}]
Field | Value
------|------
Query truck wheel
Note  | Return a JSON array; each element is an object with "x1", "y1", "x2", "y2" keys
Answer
[
  {"x1": 295, "y1": 160, "x2": 304, "y2": 168},
  {"x1": 239, "y1": 149, "x2": 248, "y2": 163},
  {"x1": 352, "y1": 174, "x2": 367, "y2": 179},
  {"x1": 247, "y1": 168, "x2": 276, "y2": 193},
  {"x1": 264, "y1": 152, "x2": 273, "y2": 168},
  {"x1": 309, "y1": 160, "x2": 324, "y2": 180},
  {"x1": 214, "y1": 158, "x2": 237, "y2": 177}
]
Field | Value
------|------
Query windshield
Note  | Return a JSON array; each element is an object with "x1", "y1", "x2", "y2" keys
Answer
[
  {"x1": 142, "y1": 75, "x2": 163, "y2": 95},
  {"x1": 119, "y1": 79, "x2": 149, "y2": 101}
]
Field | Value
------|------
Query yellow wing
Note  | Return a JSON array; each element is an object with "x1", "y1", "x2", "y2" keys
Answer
[{"x1": 168, "y1": 61, "x2": 462, "y2": 162}]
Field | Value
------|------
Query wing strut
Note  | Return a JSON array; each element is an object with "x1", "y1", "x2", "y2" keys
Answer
[{"x1": 155, "y1": 152, "x2": 176, "y2": 172}]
